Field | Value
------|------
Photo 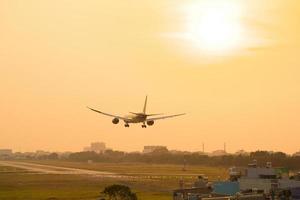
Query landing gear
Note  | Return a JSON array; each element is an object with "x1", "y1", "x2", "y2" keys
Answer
[
  {"x1": 124, "y1": 123, "x2": 129, "y2": 128},
  {"x1": 142, "y1": 124, "x2": 147, "y2": 128}
]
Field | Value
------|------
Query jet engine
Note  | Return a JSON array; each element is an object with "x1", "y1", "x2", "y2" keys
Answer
[
  {"x1": 112, "y1": 118, "x2": 119, "y2": 124},
  {"x1": 146, "y1": 120, "x2": 154, "y2": 126}
]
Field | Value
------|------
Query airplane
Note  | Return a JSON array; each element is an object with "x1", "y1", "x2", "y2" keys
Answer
[{"x1": 87, "y1": 96, "x2": 185, "y2": 128}]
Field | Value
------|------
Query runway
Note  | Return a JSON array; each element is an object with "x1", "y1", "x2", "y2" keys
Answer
[
  {"x1": 0, "y1": 160, "x2": 204, "y2": 180},
  {"x1": 0, "y1": 160, "x2": 124, "y2": 178}
]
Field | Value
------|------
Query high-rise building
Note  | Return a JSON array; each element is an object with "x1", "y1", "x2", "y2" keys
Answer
[
  {"x1": 83, "y1": 142, "x2": 106, "y2": 153},
  {"x1": 0, "y1": 149, "x2": 13, "y2": 156}
]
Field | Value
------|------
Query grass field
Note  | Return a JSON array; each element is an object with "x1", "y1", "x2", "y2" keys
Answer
[
  {"x1": 26, "y1": 160, "x2": 228, "y2": 180},
  {"x1": 0, "y1": 161, "x2": 227, "y2": 200}
]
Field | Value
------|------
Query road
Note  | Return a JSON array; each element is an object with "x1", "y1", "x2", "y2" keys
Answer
[{"x1": 0, "y1": 160, "x2": 125, "y2": 178}]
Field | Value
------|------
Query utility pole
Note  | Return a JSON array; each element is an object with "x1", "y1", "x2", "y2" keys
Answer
[{"x1": 182, "y1": 155, "x2": 187, "y2": 171}]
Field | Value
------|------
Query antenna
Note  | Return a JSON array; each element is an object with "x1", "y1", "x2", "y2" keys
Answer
[
  {"x1": 202, "y1": 143, "x2": 205, "y2": 153},
  {"x1": 224, "y1": 142, "x2": 226, "y2": 152}
]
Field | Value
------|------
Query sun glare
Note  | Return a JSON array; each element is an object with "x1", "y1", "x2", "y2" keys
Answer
[{"x1": 183, "y1": 1, "x2": 244, "y2": 54}]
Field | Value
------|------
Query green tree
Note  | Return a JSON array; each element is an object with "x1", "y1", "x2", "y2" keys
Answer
[{"x1": 102, "y1": 184, "x2": 137, "y2": 200}]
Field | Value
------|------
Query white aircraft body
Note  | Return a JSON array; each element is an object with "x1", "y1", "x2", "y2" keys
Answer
[{"x1": 87, "y1": 96, "x2": 185, "y2": 128}]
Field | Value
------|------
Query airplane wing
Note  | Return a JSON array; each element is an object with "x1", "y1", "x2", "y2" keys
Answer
[
  {"x1": 146, "y1": 113, "x2": 186, "y2": 121},
  {"x1": 87, "y1": 107, "x2": 128, "y2": 121}
]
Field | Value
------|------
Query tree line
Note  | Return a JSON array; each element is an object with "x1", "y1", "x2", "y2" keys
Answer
[{"x1": 64, "y1": 150, "x2": 300, "y2": 169}]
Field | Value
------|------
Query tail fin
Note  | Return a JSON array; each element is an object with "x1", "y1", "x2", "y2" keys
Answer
[{"x1": 143, "y1": 96, "x2": 147, "y2": 114}]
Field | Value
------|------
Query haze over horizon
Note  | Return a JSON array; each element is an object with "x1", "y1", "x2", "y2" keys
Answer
[
  {"x1": 6, "y1": 142, "x2": 300, "y2": 155},
  {"x1": 1, "y1": 0, "x2": 300, "y2": 154}
]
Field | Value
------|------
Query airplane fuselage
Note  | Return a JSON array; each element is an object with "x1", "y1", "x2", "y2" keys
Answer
[{"x1": 124, "y1": 113, "x2": 147, "y2": 123}]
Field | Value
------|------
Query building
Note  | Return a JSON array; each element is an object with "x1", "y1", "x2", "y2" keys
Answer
[
  {"x1": 143, "y1": 145, "x2": 168, "y2": 153},
  {"x1": 235, "y1": 150, "x2": 249, "y2": 156},
  {"x1": 293, "y1": 150, "x2": 300, "y2": 157},
  {"x1": 173, "y1": 160, "x2": 300, "y2": 200},
  {"x1": 35, "y1": 150, "x2": 51, "y2": 157},
  {"x1": 0, "y1": 149, "x2": 13, "y2": 156},
  {"x1": 211, "y1": 150, "x2": 227, "y2": 156},
  {"x1": 83, "y1": 142, "x2": 106, "y2": 153}
]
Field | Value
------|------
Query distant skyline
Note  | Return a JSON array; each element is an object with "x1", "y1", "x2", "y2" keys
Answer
[
  {"x1": 3, "y1": 142, "x2": 300, "y2": 155},
  {"x1": 1, "y1": 0, "x2": 300, "y2": 154}
]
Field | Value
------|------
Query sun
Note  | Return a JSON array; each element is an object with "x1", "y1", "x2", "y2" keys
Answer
[{"x1": 183, "y1": 1, "x2": 244, "y2": 54}]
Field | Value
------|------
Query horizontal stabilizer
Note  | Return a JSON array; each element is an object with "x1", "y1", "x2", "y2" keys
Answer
[
  {"x1": 145, "y1": 113, "x2": 164, "y2": 116},
  {"x1": 129, "y1": 112, "x2": 142, "y2": 115},
  {"x1": 129, "y1": 112, "x2": 163, "y2": 116}
]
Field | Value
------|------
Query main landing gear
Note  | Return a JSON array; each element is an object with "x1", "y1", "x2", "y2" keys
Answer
[
  {"x1": 141, "y1": 123, "x2": 147, "y2": 128},
  {"x1": 124, "y1": 123, "x2": 129, "y2": 128}
]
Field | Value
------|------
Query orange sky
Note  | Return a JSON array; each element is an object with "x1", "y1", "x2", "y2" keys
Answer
[{"x1": 1, "y1": 0, "x2": 300, "y2": 154}]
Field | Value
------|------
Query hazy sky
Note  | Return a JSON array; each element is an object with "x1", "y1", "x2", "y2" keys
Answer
[{"x1": 1, "y1": 0, "x2": 300, "y2": 154}]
